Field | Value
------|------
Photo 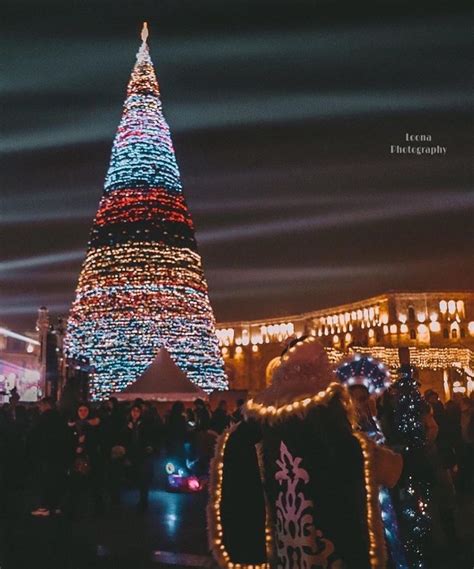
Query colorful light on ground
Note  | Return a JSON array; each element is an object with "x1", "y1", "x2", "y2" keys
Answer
[{"x1": 65, "y1": 24, "x2": 227, "y2": 399}]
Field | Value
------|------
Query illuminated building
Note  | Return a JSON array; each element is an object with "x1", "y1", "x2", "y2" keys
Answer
[
  {"x1": 216, "y1": 291, "x2": 474, "y2": 399},
  {"x1": 65, "y1": 24, "x2": 226, "y2": 399},
  {"x1": 0, "y1": 325, "x2": 41, "y2": 402}
]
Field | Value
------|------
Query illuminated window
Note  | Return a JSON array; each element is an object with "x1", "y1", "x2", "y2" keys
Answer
[
  {"x1": 439, "y1": 300, "x2": 447, "y2": 313},
  {"x1": 417, "y1": 324, "x2": 429, "y2": 336},
  {"x1": 456, "y1": 300, "x2": 464, "y2": 314},
  {"x1": 448, "y1": 300, "x2": 456, "y2": 314},
  {"x1": 451, "y1": 322, "x2": 460, "y2": 338}
]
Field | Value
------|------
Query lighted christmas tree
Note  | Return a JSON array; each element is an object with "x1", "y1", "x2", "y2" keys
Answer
[
  {"x1": 65, "y1": 23, "x2": 227, "y2": 399},
  {"x1": 391, "y1": 365, "x2": 432, "y2": 569}
]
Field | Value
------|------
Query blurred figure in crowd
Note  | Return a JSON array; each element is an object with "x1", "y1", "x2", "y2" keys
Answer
[
  {"x1": 193, "y1": 398, "x2": 211, "y2": 431},
  {"x1": 29, "y1": 397, "x2": 69, "y2": 517},
  {"x1": 231, "y1": 398, "x2": 246, "y2": 424},
  {"x1": 67, "y1": 402, "x2": 102, "y2": 517},
  {"x1": 122, "y1": 404, "x2": 154, "y2": 512},
  {"x1": 166, "y1": 401, "x2": 188, "y2": 458},
  {"x1": 211, "y1": 400, "x2": 230, "y2": 434}
]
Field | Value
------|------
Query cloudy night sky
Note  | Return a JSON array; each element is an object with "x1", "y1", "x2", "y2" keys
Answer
[{"x1": 1, "y1": 1, "x2": 472, "y2": 332}]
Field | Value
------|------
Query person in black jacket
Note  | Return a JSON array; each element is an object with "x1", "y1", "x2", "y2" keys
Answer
[
  {"x1": 67, "y1": 402, "x2": 102, "y2": 517},
  {"x1": 29, "y1": 397, "x2": 70, "y2": 517},
  {"x1": 166, "y1": 401, "x2": 188, "y2": 459},
  {"x1": 211, "y1": 400, "x2": 231, "y2": 434},
  {"x1": 122, "y1": 404, "x2": 154, "y2": 512},
  {"x1": 194, "y1": 398, "x2": 211, "y2": 432},
  {"x1": 208, "y1": 338, "x2": 403, "y2": 569}
]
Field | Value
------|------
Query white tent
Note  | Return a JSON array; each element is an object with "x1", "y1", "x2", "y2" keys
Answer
[{"x1": 114, "y1": 348, "x2": 207, "y2": 401}]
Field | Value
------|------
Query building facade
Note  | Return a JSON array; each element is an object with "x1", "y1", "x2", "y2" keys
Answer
[
  {"x1": 216, "y1": 291, "x2": 474, "y2": 400},
  {"x1": 0, "y1": 326, "x2": 41, "y2": 403}
]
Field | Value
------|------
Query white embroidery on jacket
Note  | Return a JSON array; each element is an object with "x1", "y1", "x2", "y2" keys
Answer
[{"x1": 275, "y1": 441, "x2": 336, "y2": 569}]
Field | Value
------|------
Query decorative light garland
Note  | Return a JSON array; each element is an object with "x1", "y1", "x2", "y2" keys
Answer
[
  {"x1": 65, "y1": 24, "x2": 227, "y2": 399},
  {"x1": 207, "y1": 423, "x2": 271, "y2": 569},
  {"x1": 352, "y1": 431, "x2": 388, "y2": 569},
  {"x1": 245, "y1": 382, "x2": 355, "y2": 425}
]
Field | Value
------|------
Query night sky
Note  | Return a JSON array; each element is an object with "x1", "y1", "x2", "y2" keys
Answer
[{"x1": 1, "y1": 1, "x2": 473, "y2": 332}]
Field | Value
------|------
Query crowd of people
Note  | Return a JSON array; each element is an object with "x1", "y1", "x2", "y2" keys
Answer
[
  {"x1": 352, "y1": 384, "x2": 474, "y2": 556},
  {"x1": 0, "y1": 376, "x2": 473, "y2": 567},
  {"x1": 0, "y1": 395, "x2": 243, "y2": 519}
]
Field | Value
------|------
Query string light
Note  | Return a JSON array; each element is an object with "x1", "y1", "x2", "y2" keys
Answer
[
  {"x1": 352, "y1": 431, "x2": 387, "y2": 569},
  {"x1": 392, "y1": 366, "x2": 432, "y2": 568},
  {"x1": 65, "y1": 24, "x2": 227, "y2": 399},
  {"x1": 207, "y1": 424, "x2": 271, "y2": 569}
]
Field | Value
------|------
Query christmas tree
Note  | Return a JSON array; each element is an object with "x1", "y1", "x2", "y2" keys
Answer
[
  {"x1": 392, "y1": 365, "x2": 432, "y2": 569},
  {"x1": 65, "y1": 23, "x2": 227, "y2": 399}
]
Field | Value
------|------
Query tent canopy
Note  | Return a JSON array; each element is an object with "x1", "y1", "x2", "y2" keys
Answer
[{"x1": 114, "y1": 348, "x2": 207, "y2": 402}]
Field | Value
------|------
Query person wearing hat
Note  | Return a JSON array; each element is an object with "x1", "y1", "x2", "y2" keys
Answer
[
  {"x1": 336, "y1": 355, "x2": 407, "y2": 569},
  {"x1": 207, "y1": 337, "x2": 403, "y2": 569}
]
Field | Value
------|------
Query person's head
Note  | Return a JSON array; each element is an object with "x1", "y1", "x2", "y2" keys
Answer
[
  {"x1": 445, "y1": 399, "x2": 460, "y2": 414},
  {"x1": 236, "y1": 398, "x2": 245, "y2": 408},
  {"x1": 194, "y1": 398, "x2": 205, "y2": 409},
  {"x1": 77, "y1": 403, "x2": 90, "y2": 421},
  {"x1": 349, "y1": 385, "x2": 370, "y2": 405},
  {"x1": 424, "y1": 390, "x2": 439, "y2": 405},
  {"x1": 130, "y1": 404, "x2": 142, "y2": 422},
  {"x1": 106, "y1": 397, "x2": 118, "y2": 412},
  {"x1": 171, "y1": 401, "x2": 185, "y2": 415},
  {"x1": 348, "y1": 384, "x2": 376, "y2": 418},
  {"x1": 38, "y1": 397, "x2": 54, "y2": 414}
]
